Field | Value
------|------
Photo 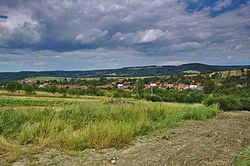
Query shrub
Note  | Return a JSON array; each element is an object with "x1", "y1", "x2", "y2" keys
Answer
[
  {"x1": 23, "y1": 84, "x2": 36, "y2": 94},
  {"x1": 239, "y1": 98, "x2": 250, "y2": 111},
  {"x1": 144, "y1": 95, "x2": 161, "y2": 102},
  {"x1": 203, "y1": 96, "x2": 242, "y2": 111},
  {"x1": 4, "y1": 81, "x2": 22, "y2": 92}
]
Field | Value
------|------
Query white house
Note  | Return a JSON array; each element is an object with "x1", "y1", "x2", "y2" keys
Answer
[
  {"x1": 117, "y1": 84, "x2": 123, "y2": 89},
  {"x1": 149, "y1": 83, "x2": 157, "y2": 87},
  {"x1": 189, "y1": 85, "x2": 198, "y2": 89}
]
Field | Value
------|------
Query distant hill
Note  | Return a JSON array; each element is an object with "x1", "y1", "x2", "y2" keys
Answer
[{"x1": 0, "y1": 63, "x2": 250, "y2": 81}]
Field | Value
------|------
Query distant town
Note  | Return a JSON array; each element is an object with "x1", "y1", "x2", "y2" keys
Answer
[{"x1": 17, "y1": 77, "x2": 204, "y2": 92}]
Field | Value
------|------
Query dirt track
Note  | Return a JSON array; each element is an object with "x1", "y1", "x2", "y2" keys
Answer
[{"x1": 13, "y1": 111, "x2": 250, "y2": 166}]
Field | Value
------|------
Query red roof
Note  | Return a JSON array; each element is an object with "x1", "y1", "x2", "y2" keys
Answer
[{"x1": 176, "y1": 84, "x2": 188, "y2": 89}]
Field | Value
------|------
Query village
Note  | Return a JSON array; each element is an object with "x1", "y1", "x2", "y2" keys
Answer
[{"x1": 16, "y1": 77, "x2": 204, "y2": 92}]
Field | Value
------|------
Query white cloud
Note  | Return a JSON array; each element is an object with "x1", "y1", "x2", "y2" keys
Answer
[
  {"x1": 112, "y1": 29, "x2": 174, "y2": 44},
  {"x1": 75, "y1": 28, "x2": 108, "y2": 44},
  {"x1": 138, "y1": 29, "x2": 164, "y2": 43},
  {"x1": 213, "y1": 0, "x2": 233, "y2": 11}
]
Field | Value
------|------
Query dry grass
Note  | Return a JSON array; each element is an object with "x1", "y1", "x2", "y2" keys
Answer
[{"x1": 0, "y1": 96, "x2": 221, "y2": 163}]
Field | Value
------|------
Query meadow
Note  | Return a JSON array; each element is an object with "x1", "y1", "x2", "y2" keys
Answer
[{"x1": 0, "y1": 94, "x2": 221, "y2": 162}]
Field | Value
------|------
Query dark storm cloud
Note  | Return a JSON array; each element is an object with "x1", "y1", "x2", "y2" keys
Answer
[{"x1": 0, "y1": 0, "x2": 250, "y2": 71}]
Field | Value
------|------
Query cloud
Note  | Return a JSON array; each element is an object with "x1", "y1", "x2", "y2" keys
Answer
[
  {"x1": 112, "y1": 29, "x2": 174, "y2": 45},
  {"x1": 213, "y1": 0, "x2": 233, "y2": 11},
  {"x1": 0, "y1": 9, "x2": 42, "y2": 46},
  {"x1": 170, "y1": 42, "x2": 202, "y2": 51},
  {"x1": 189, "y1": 0, "x2": 200, "y2": 3},
  {"x1": 75, "y1": 28, "x2": 108, "y2": 44},
  {"x1": 0, "y1": 0, "x2": 249, "y2": 71},
  {"x1": 138, "y1": 29, "x2": 164, "y2": 43}
]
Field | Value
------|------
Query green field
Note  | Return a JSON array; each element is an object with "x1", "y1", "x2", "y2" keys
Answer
[{"x1": 0, "y1": 95, "x2": 221, "y2": 163}]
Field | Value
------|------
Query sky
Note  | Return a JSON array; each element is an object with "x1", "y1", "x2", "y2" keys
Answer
[{"x1": 0, "y1": 0, "x2": 250, "y2": 72}]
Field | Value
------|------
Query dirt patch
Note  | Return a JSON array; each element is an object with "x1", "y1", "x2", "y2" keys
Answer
[{"x1": 11, "y1": 111, "x2": 250, "y2": 166}]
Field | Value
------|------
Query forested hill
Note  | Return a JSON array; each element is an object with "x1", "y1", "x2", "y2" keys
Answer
[{"x1": 1, "y1": 63, "x2": 250, "y2": 81}]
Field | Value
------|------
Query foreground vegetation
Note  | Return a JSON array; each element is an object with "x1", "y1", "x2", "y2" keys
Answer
[
  {"x1": 236, "y1": 146, "x2": 250, "y2": 166},
  {"x1": 0, "y1": 95, "x2": 221, "y2": 162}
]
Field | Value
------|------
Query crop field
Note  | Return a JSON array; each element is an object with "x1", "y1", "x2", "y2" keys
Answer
[{"x1": 0, "y1": 94, "x2": 221, "y2": 163}]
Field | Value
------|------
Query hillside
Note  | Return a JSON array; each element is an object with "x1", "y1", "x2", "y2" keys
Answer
[{"x1": 0, "y1": 63, "x2": 250, "y2": 81}]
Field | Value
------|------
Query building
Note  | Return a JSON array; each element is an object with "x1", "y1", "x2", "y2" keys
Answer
[
  {"x1": 164, "y1": 83, "x2": 174, "y2": 88},
  {"x1": 189, "y1": 85, "x2": 198, "y2": 89},
  {"x1": 19, "y1": 80, "x2": 37, "y2": 84},
  {"x1": 175, "y1": 84, "x2": 188, "y2": 89},
  {"x1": 117, "y1": 84, "x2": 124, "y2": 89}
]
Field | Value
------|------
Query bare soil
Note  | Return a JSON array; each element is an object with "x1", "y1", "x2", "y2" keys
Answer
[{"x1": 12, "y1": 111, "x2": 250, "y2": 166}]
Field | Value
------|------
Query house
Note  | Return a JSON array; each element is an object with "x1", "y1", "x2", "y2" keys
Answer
[
  {"x1": 19, "y1": 80, "x2": 37, "y2": 84},
  {"x1": 98, "y1": 85, "x2": 113, "y2": 89},
  {"x1": 189, "y1": 85, "x2": 198, "y2": 89},
  {"x1": 56, "y1": 84, "x2": 87, "y2": 89},
  {"x1": 164, "y1": 83, "x2": 174, "y2": 88},
  {"x1": 144, "y1": 83, "x2": 157, "y2": 89},
  {"x1": 149, "y1": 83, "x2": 157, "y2": 88},
  {"x1": 187, "y1": 84, "x2": 204, "y2": 90},
  {"x1": 65, "y1": 78, "x2": 73, "y2": 82},
  {"x1": 123, "y1": 82, "x2": 131, "y2": 89},
  {"x1": 111, "y1": 82, "x2": 117, "y2": 88},
  {"x1": 197, "y1": 85, "x2": 203, "y2": 89},
  {"x1": 175, "y1": 84, "x2": 188, "y2": 89},
  {"x1": 38, "y1": 83, "x2": 49, "y2": 88},
  {"x1": 117, "y1": 84, "x2": 124, "y2": 89}
]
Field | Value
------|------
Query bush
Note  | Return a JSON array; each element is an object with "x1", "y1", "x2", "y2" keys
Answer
[
  {"x1": 144, "y1": 95, "x2": 161, "y2": 102},
  {"x1": 203, "y1": 96, "x2": 242, "y2": 111},
  {"x1": 4, "y1": 81, "x2": 22, "y2": 92},
  {"x1": 23, "y1": 84, "x2": 36, "y2": 94},
  {"x1": 240, "y1": 98, "x2": 250, "y2": 111}
]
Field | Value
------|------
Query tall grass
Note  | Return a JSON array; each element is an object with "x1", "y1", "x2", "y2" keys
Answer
[
  {"x1": 0, "y1": 99, "x2": 221, "y2": 152},
  {"x1": 0, "y1": 97, "x2": 74, "y2": 107},
  {"x1": 236, "y1": 146, "x2": 250, "y2": 166}
]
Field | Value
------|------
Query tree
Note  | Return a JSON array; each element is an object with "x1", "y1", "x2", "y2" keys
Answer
[
  {"x1": 23, "y1": 84, "x2": 35, "y2": 94},
  {"x1": 5, "y1": 81, "x2": 21, "y2": 92},
  {"x1": 99, "y1": 76, "x2": 108, "y2": 84},
  {"x1": 246, "y1": 71, "x2": 250, "y2": 84},
  {"x1": 86, "y1": 85, "x2": 98, "y2": 95},
  {"x1": 203, "y1": 79, "x2": 216, "y2": 94},
  {"x1": 59, "y1": 87, "x2": 67, "y2": 97},
  {"x1": 47, "y1": 85, "x2": 58, "y2": 94},
  {"x1": 134, "y1": 79, "x2": 144, "y2": 96}
]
